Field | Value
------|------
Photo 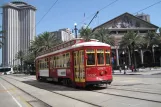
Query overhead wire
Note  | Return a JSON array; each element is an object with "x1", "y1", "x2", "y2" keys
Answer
[
  {"x1": 77, "y1": 0, "x2": 119, "y2": 27},
  {"x1": 133, "y1": 0, "x2": 161, "y2": 14},
  {"x1": 78, "y1": 0, "x2": 161, "y2": 27},
  {"x1": 33, "y1": 0, "x2": 59, "y2": 31}
]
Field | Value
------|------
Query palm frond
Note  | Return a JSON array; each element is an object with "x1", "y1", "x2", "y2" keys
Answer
[{"x1": 94, "y1": 27, "x2": 114, "y2": 45}]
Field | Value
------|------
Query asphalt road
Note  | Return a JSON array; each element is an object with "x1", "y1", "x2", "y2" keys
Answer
[
  {"x1": 0, "y1": 78, "x2": 23, "y2": 107},
  {"x1": 1, "y1": 74, "x2": 161, "y2": 107},
  {"x1": 114, "y1": 73, "x2": 161, "y2": 78},
  {"x1": 0, "y1": 77, "x2": 51, "y2": 107}
]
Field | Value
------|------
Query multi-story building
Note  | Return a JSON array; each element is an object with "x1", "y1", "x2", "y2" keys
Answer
[
  {"x1": 135, "y1": 13, "x2": 150, "y2": 23},
  {"x1": 93, "y1": 12, "x2": 160, "y2": 68},
  {"x1": 50, "y1": 28, "x2": 75, "y2": 42},
  {"x1": 2, "y1": 1, "x2": 36, "y2": 67}
]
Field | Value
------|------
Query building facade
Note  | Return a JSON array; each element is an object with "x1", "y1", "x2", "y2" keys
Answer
[
  {"x1": 50, "y1": 28, "x2": 75, "y2": 42},
  {"x1": 2, "y1": 1, "x2": 36, "y2": 67},
  {"x1": 93, "y1": 12, "x2": 160, "y2": 69}
]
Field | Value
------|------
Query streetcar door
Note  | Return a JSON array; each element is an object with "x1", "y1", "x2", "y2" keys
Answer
[{"x1": 74, "y1": 50, "x2": 85, "y2": 82}]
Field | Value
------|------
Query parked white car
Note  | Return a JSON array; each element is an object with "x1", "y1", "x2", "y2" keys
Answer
[{"x1": 0, "y1": 67, "x2": 14, "y2": 75}]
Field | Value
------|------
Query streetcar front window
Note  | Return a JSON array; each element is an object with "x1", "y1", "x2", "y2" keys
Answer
[
  {"x1": 97, "y1": 49, "x2": 105, "y2": 65},
  {"x1": 105, "y1": 50, "x2": 110, "y2": 65},
  {"x1": 86, "y1": 49, "x2": 95, "y2": 65}
]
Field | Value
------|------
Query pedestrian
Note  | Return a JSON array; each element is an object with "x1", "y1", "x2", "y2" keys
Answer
[
  {"x1": 119, "y1": 66, "x2": 122, "y2": 73},
  {"x1": 131, "y1": 65, "x2": 134, "y2": 72},
  {"x1": 123, "y1": 62, "x2": 126, "y2": 74}
]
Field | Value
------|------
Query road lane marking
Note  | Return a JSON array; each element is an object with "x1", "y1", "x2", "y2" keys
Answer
[
  {"x1": 0, "y1": 88, "x2": 15, "y2": 93},
  {"x1": 0, "y1": 82, "x2": 22, "y2": 107},
  {"x1": 18, "y1": 95, "x2": 32, "y2": 107},
  {"x1": 11, "y1": 87, "x2": 32, "y2": 107}
]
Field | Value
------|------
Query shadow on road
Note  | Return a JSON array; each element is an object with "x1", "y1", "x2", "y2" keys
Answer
[{"x1": 22, "y1": 80, "x2": 107, "y2": 91}]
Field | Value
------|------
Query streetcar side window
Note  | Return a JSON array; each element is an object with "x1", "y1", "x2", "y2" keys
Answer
[
  {"x1": 66, "y1": 53, "x2": 70, "y2": 67},
  {"x1": 57, "y1": 56, "x2": 59, "y2": 67},
  {"x1": 39, "y1": 60, "x2": 41, "y2": 69},
  {"x1": 53, "y1": 57, "x2": 56, "y2": 67},
  {"x1": 59, "y1": 54, "x2": 62, "y2": 67},
  {"x1": 105, "y1": 50, "x2": 110, "y2": 65},
  {"x1": 50, "y1": 57, "x2": 53, "y2": 69},
  {"x1": 45, "y1": 58, "x2": 48, "y2": 68},
  {"x1": 63, "y1": 54, "x2": 66, "y2": 67},
  {"x1": 97, "y1": 49, "x2": 105, "y2": 65},
  {"x1": 74, "y1": 52, "x2": 77, "y2": 66},
  {"x1": 86, "y1": 49, "x2": 95, "y2": 65}
]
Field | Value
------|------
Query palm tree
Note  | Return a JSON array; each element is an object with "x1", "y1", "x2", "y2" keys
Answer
[
  {"x1": 29, "y1": 36, "x2": 44, "y2": 57},
  {"x1": 0, "y1": 39, "x2": 2, "y2": 49},
  {"x1": 39, "y1": 32, "x2": 58, "y2": 49},
  {"x1": 23, "y1": 52, "x2": 36, "y2": 74},
  {"x1": 94, "y1": 27, "x2": 115, "y2": 45},
  {"x1": 29, "y1": 31, "x2": 60, "y2": 57},
  {"x1": 0, "y1": 30, "x2": 4, "y2": 49},
  {"x1": 16, "y1": 50, "x2": 25, "y2": 72},
  {"x1": 79, "y1": 27, "x2": 93, "y2": 41},
  {"x1": 157, "y1": 28, "x2": 161, "y2": 48},
  {"x1": 119, "y1": 31, "x2": 143, "y2": 71},
  {"x1": 143, "y1": 31, "x2": 158, "y2": 66},
  {"x1": 143, "y1": 31, "x2": 157, "y2": 48}
]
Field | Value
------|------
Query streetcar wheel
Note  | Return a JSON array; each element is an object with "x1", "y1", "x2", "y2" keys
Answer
[
  {"x1": 105, "y1": 84, "x2": 108, "y2": 88},
  {"x1": 62, "y1": 79, "x2": 67, "y2": 86},
  {"x1": 108, "y1": 82, "x2": 112, "y2": 85}
]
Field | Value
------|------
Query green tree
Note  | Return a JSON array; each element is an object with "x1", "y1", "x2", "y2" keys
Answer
[
  {"x1": 0, "y1": 30, "x2": 4, "y2": 49},
  {"x1": 0, "y1": 38, "x2": 2, "y2": 49},
  {"x1": 143, "y1": 31, "x2": 158, "y2": 66},
  {"x1": 30, "y1": 36, "x2": 44, "y2": 57},
  {"x1": 30, "y1": 31, "x2": 61, "y2": 57},
  {"x1": 157, "y1": 28, "x2": 161, "y2": 48},
  {"x1": 94, "y1": 27, "x2": 115, "y2": 45},
  {"x1": 23, "y1": 52, "x2": 36, "y2": 74},
  {"x1": 79, "y1": 27, "x2": 93, "y2": 41},
  {"x1": 143, "y1": 31, "x2": 157, "y2": 48},
  {"x1": 119, "y1": 31, "x2": 143, "y2": 71},
  {"x1": 28, "y1": 31, "x2": 63, "y2": 73},
  {"x1": 39, "y1": 32, "x2": 59, "y2": 49},
  {"x1": 16, "y1": 50, "x2": 25, "y2": 72}
]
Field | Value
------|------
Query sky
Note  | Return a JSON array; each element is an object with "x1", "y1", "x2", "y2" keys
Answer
[{"x1": 0, "y1": 0, "x2": 161, "y2": 64}]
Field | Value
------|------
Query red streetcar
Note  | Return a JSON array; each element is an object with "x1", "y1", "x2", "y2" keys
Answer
[{"x1": 35, "y1": 38, "x2": 113, "y2": 88}]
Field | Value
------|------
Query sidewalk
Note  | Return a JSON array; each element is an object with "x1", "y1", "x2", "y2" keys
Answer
[{"x1": 113, "y1": 67, "x2": 161, "y2": 75}]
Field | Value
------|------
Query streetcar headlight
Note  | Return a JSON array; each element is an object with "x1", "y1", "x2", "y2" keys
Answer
[
  {"x1": 100, "y1": 71, "x2": 107, "y2": 76},
  {"x1": 100, "y1": 71, "x2": 104, "y2": 76}
]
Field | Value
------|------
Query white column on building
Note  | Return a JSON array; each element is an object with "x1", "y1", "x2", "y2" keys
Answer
[
  {"x1": 140, "y1": 49, "x2": 144, "y2": 64},
  {"x1": 116, "y1": 46, "x2": 119, "y2": 66},
  {"x1": 128, "y1": 50, "x2": 131, "y2": 65}
]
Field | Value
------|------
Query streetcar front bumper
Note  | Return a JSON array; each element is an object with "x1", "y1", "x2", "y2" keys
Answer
[{"x1": 86, "y1": 79, "x2": 113, "y2": 86}]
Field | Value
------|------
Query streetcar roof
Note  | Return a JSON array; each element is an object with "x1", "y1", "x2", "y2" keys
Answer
[{"x1": 36, "y1": 41, "x2": 110, "y2": 59}]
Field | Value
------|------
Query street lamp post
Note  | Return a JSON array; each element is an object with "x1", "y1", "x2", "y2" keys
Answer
[
  {"x1": 74, "y1": 23, "x2": 78, "y2": 38},
  {"x1": 122, "y1": 51, "x2": 126, "y2": 74}
]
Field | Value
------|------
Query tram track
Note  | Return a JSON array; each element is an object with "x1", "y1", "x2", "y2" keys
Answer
[
  {"x1": 107, "y1": 86, "x2": 161, "y2": 95},
  {"x1": 1, "y1": 76, "x2": 101, "y2": 107},
  {"x1": 0, "y1": 76, "x2": 52, "y2": 107},
  {"x1": 89, "y1": 89, "x2": 161, "y2": 104},
  {"x1": 12, "y1": 75, "x2": 161, "y2": 95},
  {"x1": 3, "y1": 75, "x2": 161, "y2": 105}
]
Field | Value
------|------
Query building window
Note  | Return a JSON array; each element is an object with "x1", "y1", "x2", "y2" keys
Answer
[
  {"x1": 110, "y1": 31, "x2": 116, "y2": 34},
  {"x1": 139, "y1": 30, "x2": 147, "y2": 33},
  {"x1": 118, "y1": 31, "x2": 127, "y2": 34}
]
